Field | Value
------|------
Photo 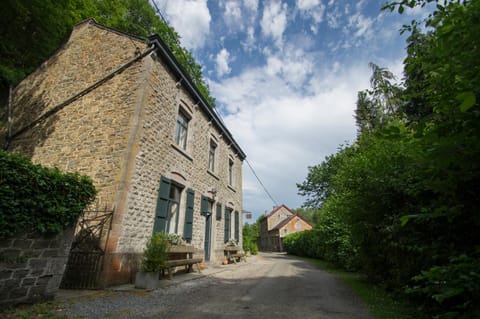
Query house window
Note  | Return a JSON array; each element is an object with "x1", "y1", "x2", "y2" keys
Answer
[
  {"x1": 175, "y1": 110, "x2": 189, "y2": 150},
  {"x1": 228, "y1": 158, "x2": 234, "y2": 186},
  {"x1": 208, "y1": 140, "x2": 216, "y2": 172},
  {"x1": 295, "y1": 221, "x2": 302, "y2": 230},
  {"x1": 153, "y1": 177, "x2": 184, "y2": 235},
  {"x1": 224, "y1": 207, "x2": 232, "y2": 242},
  {"x1": 167, "y1": 184, "x2": 182, "y2": 233}
]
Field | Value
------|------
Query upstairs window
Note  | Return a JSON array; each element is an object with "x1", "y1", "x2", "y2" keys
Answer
[
  {"x1": 175, "y1": 110, "x2": 189, "y2": 150},
  {"x1": 208, "y1": 140, "x2": 217, "y2": 172},
  {"x1": 228, "y1": 158, "x2": 234, "y2": 186}
]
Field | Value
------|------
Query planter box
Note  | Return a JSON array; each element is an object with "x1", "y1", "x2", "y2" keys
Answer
[
  {"x1": 167, "y1": 245, "x2": 195, "y2": 254},
  {"x1": 134, "y1": 272, "x2": 161, "y2": 289}
]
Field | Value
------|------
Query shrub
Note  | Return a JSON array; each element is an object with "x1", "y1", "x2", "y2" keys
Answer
[
  {"x1": 141, "y1": 232, "x2": 169, "y2": 272},
  {"x1": 0, "y1": 150, "x2": 96, "y2": 238}
]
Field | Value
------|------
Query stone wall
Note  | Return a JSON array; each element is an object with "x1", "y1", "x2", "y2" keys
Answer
[
  {"x1": 2, "y1": 20, "x2": 245, "y2": 287},
  {"x1": 115, "y1": 51, "x2": 244, "y2": 263},
  {"x1": 0, "y1": 228, "x2": 74, "y2": 306}
]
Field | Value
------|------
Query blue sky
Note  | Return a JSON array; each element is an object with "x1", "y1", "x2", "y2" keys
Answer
[{"x1": 152, "y1": 0, "x2": 430, "y2": 221}]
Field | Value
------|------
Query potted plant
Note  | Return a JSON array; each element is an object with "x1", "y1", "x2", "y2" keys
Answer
[
  {"x1": 226, "y1": 239, "x2": 238, "y2": 247},
  {"x1": 135, "y1": 232, "x2": 169, "y2": 289}
]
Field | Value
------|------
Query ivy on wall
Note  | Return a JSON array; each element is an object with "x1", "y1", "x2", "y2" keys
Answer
[{"x1": 0, "y1": 150, "x2": 96, "y2": 238}]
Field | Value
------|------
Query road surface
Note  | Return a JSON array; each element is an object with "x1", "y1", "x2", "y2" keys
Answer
[{"x1": 58, "y1": 253, "x2": 374, "y2": 319}]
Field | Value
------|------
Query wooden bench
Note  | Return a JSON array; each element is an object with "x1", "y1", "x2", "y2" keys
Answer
[
  {"x1": 165, "y1": 245, "x2": 202, "y2": 279},
  {"x1": 224, "y1": 246, "x2": 247, "y2": 264}
]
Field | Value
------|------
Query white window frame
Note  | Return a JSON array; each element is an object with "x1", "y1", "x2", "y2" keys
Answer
[{"x1": 175, "y1": 110, "x2": 189, "y2": 150}]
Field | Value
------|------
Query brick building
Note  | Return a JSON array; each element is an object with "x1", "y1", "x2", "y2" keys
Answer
[
  {"x1": 1, "y1": 19, "x2": 245, "y2": 287},
  {"x1": 258, "y1": 205, "x2": 312, "y2": 252}
]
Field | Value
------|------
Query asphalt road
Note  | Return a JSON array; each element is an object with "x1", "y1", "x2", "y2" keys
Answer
[{"x1": 57, "y1": 252, "x2": 374, "y2": 319}]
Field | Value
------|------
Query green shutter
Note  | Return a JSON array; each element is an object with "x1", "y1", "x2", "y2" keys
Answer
[
  {"x1": 200, "y1": 195, "x2": 209, "y2": 216},
  {"x1": 224, "y1": 208, "x2": 231, "y2": 243},
  {"x1": 216, "y1": 203, "x2": 222, "y2": 220},
  {"x1": 183, "y1": 188, "x2": 195, "y2": 242},
  {"x1": 234, "y1": 211, "x2": 240, "y2": 242},
  {"x1": 153, "y1": 176, "x2": 171, "y2": 233}
]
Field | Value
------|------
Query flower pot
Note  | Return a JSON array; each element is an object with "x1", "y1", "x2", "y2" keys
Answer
[
  {"x1": 222, "y1": 258, "x2": 228, "y2": 265},
  {"x1": 135, "y1": 272, "x2": 161, "y2": 289}
]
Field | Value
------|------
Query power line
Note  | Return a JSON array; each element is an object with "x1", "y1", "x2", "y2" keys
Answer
[
  {"x1": 245, "y1": 158, "x2": 279, "y2": 207},
  {"x1": 150, "y1": 0, "x2": 279, "y2": 209}
]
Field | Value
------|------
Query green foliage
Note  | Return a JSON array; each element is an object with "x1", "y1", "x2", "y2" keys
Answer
[
  {"x1": 141, "y1": 232, "x2": 169, "y2": 272},
  {"x1": 407, "y1": 254, "x2": 480, "y2": 319},
  {"x1": 243, "y1": 222, "x2": 259, "y2": 255},
  {"x1": 298, "y1": 1, "x2": 480, "y2": 318},
  {"x1": 283, "y1": 210, "x2": 358, "y2": 271},
  {"x1": 0, "y1": 0, "x2": 216, "y2": 107},
  {"x1": 0, "y1": 150, "x2": 96, "y2": 238}
]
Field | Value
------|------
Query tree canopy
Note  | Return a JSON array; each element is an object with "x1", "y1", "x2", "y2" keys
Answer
[
  {"x1": 0, "y1": 0, "x2": 215, "y2": 106},
  {"x1": 295, "y1": 1, "x2": 480, "y2": 318}
]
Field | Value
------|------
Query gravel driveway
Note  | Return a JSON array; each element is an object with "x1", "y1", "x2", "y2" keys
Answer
[{"x1": 55, "y1": 253, "x2": 373, "y2": 319}]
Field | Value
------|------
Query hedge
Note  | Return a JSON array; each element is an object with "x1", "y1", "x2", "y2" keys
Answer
[{"x1": 0, "y1": 149, "x2": 96, "y2": 238}]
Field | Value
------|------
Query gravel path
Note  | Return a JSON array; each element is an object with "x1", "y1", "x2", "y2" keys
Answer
[{"x1": 54, "y1": 253, "x2": 373, "y2": 319}]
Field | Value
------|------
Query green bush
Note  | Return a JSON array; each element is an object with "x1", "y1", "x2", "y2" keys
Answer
[
  {"x1": 283, "y1": 210, "x2": 359, "y2": 271},
  {"x1": 141, "y1": 232, "x2": 169, "y2": 272},
  {"x1": 0, "y1": 150, "x2": 96, "y2": 238}
]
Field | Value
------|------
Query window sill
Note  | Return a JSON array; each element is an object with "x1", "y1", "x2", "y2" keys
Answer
[
  {"x1": 171, "y1": 143, "x2": 193, "y2": 162},
  {"x1": 207, "y1": 170, "x2": 220, "y2": 180},
  {"x1": 228, "y1": 185, "x2": 236, "y2": 193}
]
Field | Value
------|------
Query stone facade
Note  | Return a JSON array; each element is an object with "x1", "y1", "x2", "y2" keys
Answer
[
  {"x1": 258, "y1": 205, "x2": 312, "y2": 252},
  {"x1": 0, "y1": 228, "x2": 74, "y2": 306},
  {"x1": 1, "y1": 19, "x2": 245, "y2": 287}
]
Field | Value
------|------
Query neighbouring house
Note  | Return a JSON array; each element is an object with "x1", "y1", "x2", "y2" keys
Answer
[
  {"x1": 258, "y1": 205, "x2": 313, "y2": 252},
  {"x1": 0, "y1": 19, "x2": 246, "y2": 288}
]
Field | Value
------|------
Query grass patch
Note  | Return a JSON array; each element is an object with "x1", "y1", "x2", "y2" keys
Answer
[
  {"x1": 0, "y1": 303, "x2": 68, "y2": 319},
  {"x1": 296, "y1": 256, "x2": 425, "y2": 319}
]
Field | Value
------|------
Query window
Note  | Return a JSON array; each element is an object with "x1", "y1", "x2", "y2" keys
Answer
[
  {"x1": 175, "y1": 111, "x2": 189, "y2": 150},
  {"x1": 228, "y1": 158, "x2": 234, "y2": 186},
  {"x1": 224, "y1": 207, "x2": 232, "y2": 242},
  {"x1": 201, "y1": 195, "x2": 213, "y2": 216},
  {"x1": 208, "y1": 140, "x2": 216, "y2": 172},
  {"x1": 153, "y1": 177, "x2": 185, "y2": 235},
  {"x1": 167, "y1": 184, "x2": 182, "y2": 233},
  {"x1": 234, "y1": 210, "x2": 240, "y2": 242}
]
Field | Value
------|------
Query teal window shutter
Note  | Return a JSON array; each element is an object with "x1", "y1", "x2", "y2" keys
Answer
[
  {"x1": 216, "y1": 203, "x2": 222, "y2": 220},
  {"x1": 224, "y1": 208, "x2": 231, "y2": 242},
  {"x1": 184, "y1": 188, "x2": 195, "y2": 242},
  {"x1": 200, "y1": 195, "x2": 209, "y2": 216},
  {"x1": 153, "y1": 176, "x2": 171, "y2": 233},
  {"x1": 234, "y1": 210, "x2": 240, "y2": 242}
]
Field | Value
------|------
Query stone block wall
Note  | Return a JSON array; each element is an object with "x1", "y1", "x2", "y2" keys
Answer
[
  {"x1": 1, "y1": 19, "x2": 245, "y2": 286},
  {"x1": 0, "y1": 227, "x2": 74, "y2": 306},
  {"x1": 115, "y1": 46, "x2": 244, "y2": 264}
]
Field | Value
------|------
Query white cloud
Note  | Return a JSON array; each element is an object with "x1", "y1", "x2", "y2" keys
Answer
[
  {"x1": 260, "y1": 0, "x2": 288, "y2": 48},
  {"x1": 210, "y1": 57, "x2": 372, "y2": 215},
  {"x1": 215, "y1": 48, "x2": 232, "y2": 77},
  {"x1": 221, "y1": 0, "x2": 243, "y2": 31},
  {"x1": 156, "y1": 0, "x2": 211, "y2": 50},
  {"x1": 326, "y1": 6, "x2": 342, "y2": 29},
  {"x1": 348, "y1": 12, "x2": 373, "y2": 39},
  {"x1": 296, "y1": 0, "x2": 326, "y2": 34},
  {"x1": 241, "y1": 26, "x2": 256, "y2": 52},
  {"x1": 243, "y1": 0, "x2": 259, "y2": 14},
  {"x1": 264, "y1": 46, "x2": 313, "y2": 89}
]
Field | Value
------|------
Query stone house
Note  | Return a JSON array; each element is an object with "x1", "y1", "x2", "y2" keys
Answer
[
  {"x1": 258, "y1": 205, "x2": 312, "y2": 252},
  {"x1": 1, "y1": 19, "x2": 246, "y2": 287}
]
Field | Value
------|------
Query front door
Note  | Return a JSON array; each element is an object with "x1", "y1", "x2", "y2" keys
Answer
[{"x1": 204, "y1": 213, "x2": 212, "y2": 261}]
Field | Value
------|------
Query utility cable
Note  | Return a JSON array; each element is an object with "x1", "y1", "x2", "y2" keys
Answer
[
  {"x1": 245, "y1": 158, "x2": 279, "y2": 207},
  {"x1": 151, "y1": 1, "x2": 279, "y2": 208}
]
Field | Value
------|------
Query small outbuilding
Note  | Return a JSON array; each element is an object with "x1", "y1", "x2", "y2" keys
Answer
[{"x1": 258, "y1": 205, "x2": 313, "y2": 252}]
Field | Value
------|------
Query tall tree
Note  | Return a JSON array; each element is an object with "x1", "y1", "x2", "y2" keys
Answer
[{"x1": 0, "y1": 0, "x2": 216, "y2": 107}]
